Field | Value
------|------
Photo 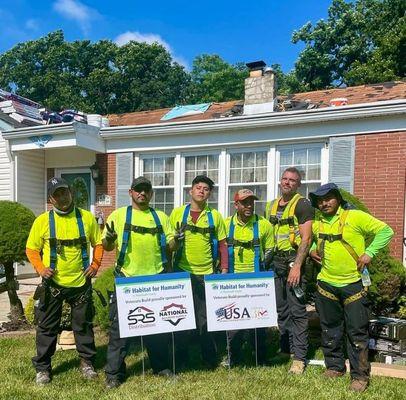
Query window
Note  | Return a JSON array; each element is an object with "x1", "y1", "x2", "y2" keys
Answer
[
  {"x1": 278, "y1": 144, "x2": 323, "y2": 197},
  {"x1": 142, "y1": 156, "x2": 175, "y2": 214},
  {"x1": 228, "y1": 150, "x2": 268, "y2": 216},
  {"x1": 182, "y1": 154, "x2": 219, "y2": 208}
]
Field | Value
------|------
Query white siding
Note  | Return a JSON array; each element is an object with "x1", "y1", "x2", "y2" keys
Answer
[
  {"x1": 0, "y1": 132, "x2": 12, "y2": 201},
  {"x1": 16, "y1": 150, "x2": 45, "y2": 215}
]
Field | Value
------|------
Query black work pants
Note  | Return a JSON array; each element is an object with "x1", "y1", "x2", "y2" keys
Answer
[
  {"x1": 175, "y1": 274, "x2": 217, "y2": 368},
  {"x1": 105, "y1": 292, "x2": 170, "y2": 381},
  {"x1": 273, "y1": 256, "x2": 308, "y2": 361},
  {"x1": 32, "y1": 281, "x2": 96, "y2": 372},
  {"x1": 226, "y1": 328, "x2": 267, "y2": 366},
  {"x1": 315, "y1": 280, "x2": 370, "y2": 381}
]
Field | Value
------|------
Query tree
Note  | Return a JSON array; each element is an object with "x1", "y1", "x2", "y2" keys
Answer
[
  {"x1": 189, "y1": 54, "x2": 249, "y2": 103},
  {"x1": 291, "y1": 0, "x2": 405, "y2": 90},
  {"x1": 0, "y1": 201, "x2": 35, "y2": 328},
  {"x1": 0, "y1": 31, "x2": 191, "y2": 114}
]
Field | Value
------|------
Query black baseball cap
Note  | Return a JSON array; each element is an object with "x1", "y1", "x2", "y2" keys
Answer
[
  {"x1": 192, "y1": 175, "x2": 214, "y2": 190},
  {"x1": 131, "y1": 176, "x2": 152, "y2": 191},
  {"x1": 47, "y1": 177, "x2": 70, "y2": 197}
]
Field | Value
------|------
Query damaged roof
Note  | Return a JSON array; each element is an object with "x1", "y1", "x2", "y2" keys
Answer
[{"x1": 107, "y1": 81, "x2": 406, "y2": 127}]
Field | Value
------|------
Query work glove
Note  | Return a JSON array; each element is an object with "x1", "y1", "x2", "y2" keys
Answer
[
  {"x1": 105, "y1": 221, "x2": 117, "y2": 243},
  {"x1": 174, "y1": 222, "x2": 186, "y2": 243},
  {"x1": 263, "y1": 249, "x2": 275, "y2": 270}
]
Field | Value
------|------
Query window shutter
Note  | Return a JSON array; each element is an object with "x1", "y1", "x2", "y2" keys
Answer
[
  {"x1": 116, "y1": 153, "x2": 133, "y2": 207},
  {"x1": 328, "y1": 136, "x2": 355, "y2": 193}
]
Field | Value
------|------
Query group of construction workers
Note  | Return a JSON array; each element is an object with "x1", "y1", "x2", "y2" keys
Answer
[{"x1": 25, "y1": 166, "x2": 394, "y2": 393}]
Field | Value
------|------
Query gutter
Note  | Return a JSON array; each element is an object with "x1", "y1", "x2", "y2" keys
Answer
[{"x1": 100, "y1": 100, "x2": 406, "y2": 139}]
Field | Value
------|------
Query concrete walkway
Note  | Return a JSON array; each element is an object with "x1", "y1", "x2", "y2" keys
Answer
[{"x1": 0, "y1": 275, "x2": 41, "y2": 323}]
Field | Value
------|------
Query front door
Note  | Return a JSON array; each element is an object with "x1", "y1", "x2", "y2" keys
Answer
[{"x1": 61, "y1": 172, "x2": 91, "y2": 210}]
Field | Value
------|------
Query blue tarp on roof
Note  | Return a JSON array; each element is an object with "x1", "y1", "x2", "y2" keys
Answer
[{"x1": 160, "y1": 103, "x2": 212, "y2": 121}]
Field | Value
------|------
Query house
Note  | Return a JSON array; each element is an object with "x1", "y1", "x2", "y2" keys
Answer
[{"x1": 1, "y1": 66, "x2": 405, "y2": 267}]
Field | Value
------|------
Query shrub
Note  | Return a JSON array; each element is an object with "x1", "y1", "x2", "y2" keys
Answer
[{"x1": 93, "y1": 266, "x2": 115, "y2": 331}]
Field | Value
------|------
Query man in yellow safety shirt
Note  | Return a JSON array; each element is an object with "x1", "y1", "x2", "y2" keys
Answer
[
  {"x1": 26, "y1": 177, "x2": 103, "y2": 385},
  {"x1": 102, "y1": 176, "x2": 178, "y2": 389},
  {"x1": 309, "y1": 183, "x2": 394, "y2": 393},
  {"x1": 170, "y1": 175, "x2": 228, "y2": 369},
  {"x1": 224, "y1": 189, "x2": 274, "y2": 366},
  {"x1": 265, "y1": 167, "x2": 314, "y2": 374}
]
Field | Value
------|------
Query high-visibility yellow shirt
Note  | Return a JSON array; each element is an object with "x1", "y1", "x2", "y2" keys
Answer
[
  {"x1": 170, "y1": 205, "x2": 227, "y2": 275},
  {"x1": 103, "y1": 207, "x2": 173, "y2": 277},
  {"x1": 311, "y1": 207, "x2": 394, "y2": 286},
  {"x1": 225, "y1": 214, "x2": 274, "y2": 273},
  {"x1": 26, "y1": 208, "x2": 102, "y2": 288}
]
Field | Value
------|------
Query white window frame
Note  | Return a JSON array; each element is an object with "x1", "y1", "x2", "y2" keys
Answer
[
  {"x1": 275, "y1": 142, "x2": 326, "y2": 197},
  {"x1": 226, "y1": 147, "x2": 270, "y2": 217},
  {"x1": 139, "y1": 153, "x2": 176, "y2": 214},
  {"x1": 181, "y1": 150, "x2": 221, "y2": 209}
]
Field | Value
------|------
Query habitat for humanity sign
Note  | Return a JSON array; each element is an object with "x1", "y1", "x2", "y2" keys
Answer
[
  {"x1": 115, "y1": 272, "x2": 196, "y2": 338},
  {"x1": 205, "y1": 272, "x2": 277, "y2": 332}
]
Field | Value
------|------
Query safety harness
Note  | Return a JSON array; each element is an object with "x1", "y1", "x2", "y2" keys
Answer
[
  {"x1": 116, "y1": 206, "x2": 167, "y2": 275},
  {"x1": 227, "y1": 214, "x2": 261, "y2": 273},
  {"x1": 173, "y1": 204, "x2": 218, "y2": 270},
  {"x1": 267, "y1": 193, "x2": 302, "y2": 250},
  {"x1": 48, "y1": 207, "x2": 89, "y2": 271},
  {"x1": 316, "y1": 209, "x2": 368, "y2": 305}
]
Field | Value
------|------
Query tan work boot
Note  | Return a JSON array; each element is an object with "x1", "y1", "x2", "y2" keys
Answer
[
  {"x1": 289, "y1": 359, "x2": 306, "y2": 374},
  {"x1": 350, "y1": 379, "x2": 368, "y2": 392},
  {"x1": 324, "y1": 369, "x2": 345, "y2": 378}
]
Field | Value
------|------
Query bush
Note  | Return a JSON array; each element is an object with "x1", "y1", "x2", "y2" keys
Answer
[
  {"x1": 93, "y1": 266, "x2": 115, "y2": 331},
  {"x1": 340, "y1": 189, "x2": 406, "y2": 317}
]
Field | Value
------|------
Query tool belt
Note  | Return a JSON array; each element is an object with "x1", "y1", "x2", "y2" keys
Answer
[
  {"x1": 124, "y1": 223, "x2": 163, "y2": 235},
  {"x1": 316, "y1": 282, "x2": 368, "y2": 306}
]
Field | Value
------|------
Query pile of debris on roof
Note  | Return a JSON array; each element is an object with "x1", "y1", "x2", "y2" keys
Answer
[{"x1": 0, "y1": 89, "x2": 109, "y2": 128}]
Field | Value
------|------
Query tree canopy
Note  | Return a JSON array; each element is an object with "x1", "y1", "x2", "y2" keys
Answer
[
  {"x1": 292, "y1": 0, "x2": 405, "y2": 90},
  {"x1": 0, "y1": 0, "x2": 404, "y2": 112}
]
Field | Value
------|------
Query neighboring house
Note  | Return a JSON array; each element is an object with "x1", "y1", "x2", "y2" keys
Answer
[{"x1": 2, "y1": 68, "x2": 405, "y2": 267}]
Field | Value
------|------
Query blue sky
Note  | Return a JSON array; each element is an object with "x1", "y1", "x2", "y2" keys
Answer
[{"x1": 0, "y1": 0, "x2": 333, "y2": 71}]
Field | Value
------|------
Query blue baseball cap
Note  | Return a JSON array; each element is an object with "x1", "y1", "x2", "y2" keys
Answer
[{"x1": 309, "y1": 183, "x2": 346, "y2": 208}]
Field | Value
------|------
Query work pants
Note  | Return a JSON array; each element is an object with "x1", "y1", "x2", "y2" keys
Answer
[
  {"x1": 273, "y1": 255, "x2": 308, "y2": 362},
  {"x1": 175, "y1": 274, "x2": 217, "y2": 368},
  {"x1": 32, "y1": 280, "x2": 96, "y2": 372},
  {"x1": 226, "y1": 328, "x2": 267, "y2": 366},
  {"x1": 105, "y1": 291, "x2": 171, "y2": 381},
  {"x1": 315, "y1": 280, "x2": 370, "y2": 381}
]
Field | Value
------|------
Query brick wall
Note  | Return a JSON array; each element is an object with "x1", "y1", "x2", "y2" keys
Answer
[
  {"x1": 354, "y1": 131, "x2": 406, "y2": 261},
  {"x1": 94, "y1": 153, "x2": 117, "y2": 271}
]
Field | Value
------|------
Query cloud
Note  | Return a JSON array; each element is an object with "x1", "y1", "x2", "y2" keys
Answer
[
  {"x1": 25, "y1": 19, "x2": 39, "y2": 31},
  {"x1": 53, "y1": 0, "x2": 100, "y2": 34},
  {"x1": 114, "y1": 31, "x2": 189, "y2": 69}
]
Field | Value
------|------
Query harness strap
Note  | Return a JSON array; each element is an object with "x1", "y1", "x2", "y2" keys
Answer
[
  {"x1": 173, "y1": 204, "x2": 218, "y2": 270},
  {"x1": 149, "y1": 207, "x2": 168, "y2": 269},
  {"x1": 227, "y1": 215, "x2": 260, "y2": 273},
  {"x1": 116, "y1": 206, "x2": 167, "y2": 274},
  {"x1": 317, "y1": 210, "x2": 359, "y2": 263},
  {"x1": 317, "y1": 283, "x2": 368, "y2": 306},
  {"x1": 116, "y1": 206, "x2": 133, "y2": 272},
  {"x1": 48, "y1": 208, "x2": 89, "y2": 270},
  {"x1": 269, "y1": 193, "x2": 301, "y2": 249}
]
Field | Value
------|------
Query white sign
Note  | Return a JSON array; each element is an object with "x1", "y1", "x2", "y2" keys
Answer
[
  {"x1": 97, "y1": 194, "x2": 112, "y2": 206},
  {"x1": 205, "y1": 272, "x2": 278, "y2": 332},
  {"x1": 115, "y1": 272, "x2": 196, "y2": 338}
]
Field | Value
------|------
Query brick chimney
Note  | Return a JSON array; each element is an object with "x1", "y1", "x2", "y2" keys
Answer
[{"x1": 244, "y1": 60, "x2": 276, "y2": 115}]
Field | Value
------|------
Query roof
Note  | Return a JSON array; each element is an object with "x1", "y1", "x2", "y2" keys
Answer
[
  {"x1": 107, "y1": 81, "x2": 406, "y2": 127},
  {"x1": 0, "y1": 112, "x2": 25, "y2": 128}
]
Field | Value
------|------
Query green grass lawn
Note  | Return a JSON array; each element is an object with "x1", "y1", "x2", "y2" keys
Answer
[{"x1": 1, "y1": 331, "x2": 405, "y2": 400}]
